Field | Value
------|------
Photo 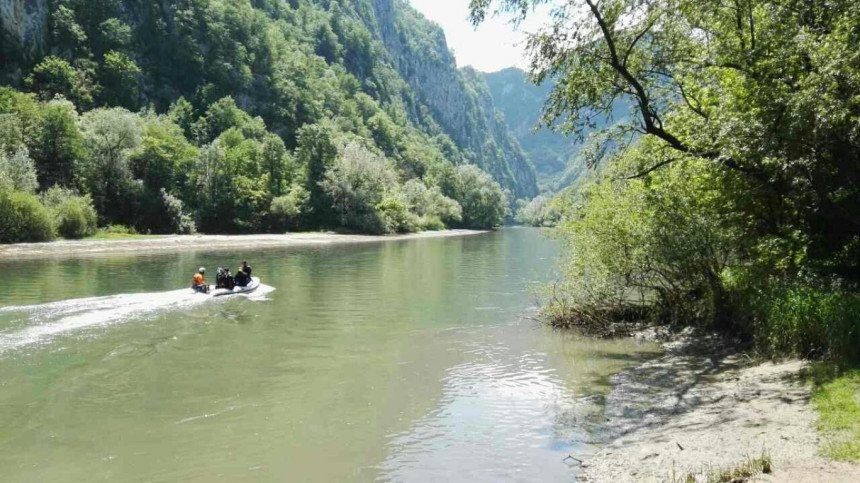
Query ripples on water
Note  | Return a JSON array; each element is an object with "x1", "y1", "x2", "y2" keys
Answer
[
  {"x1": 0, "y1": 229, "x2": 657, "y2": 482},
  {"x1": 0, "y1": 286, "x2": 275, "y2": 352}
]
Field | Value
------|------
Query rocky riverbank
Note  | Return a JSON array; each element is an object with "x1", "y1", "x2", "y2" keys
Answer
[
  {"x1": 577, "y1": 327, "x2": 860, "y2": 482},
  {"x1": 0, "y1": 230, "x2": 487, "y2": 260}
]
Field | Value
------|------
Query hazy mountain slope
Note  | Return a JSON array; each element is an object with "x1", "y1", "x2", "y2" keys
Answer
[{"x1": 485, "y1": 67, "x2": 628, "y2": 192}]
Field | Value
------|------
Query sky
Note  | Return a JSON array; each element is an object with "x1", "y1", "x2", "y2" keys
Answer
[{"x1": 406, "y1": 0, "x2": 554, "y2": 73}]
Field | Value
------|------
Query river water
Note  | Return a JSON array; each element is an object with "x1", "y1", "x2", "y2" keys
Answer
[{"x1": 0, "y1": 228, "x2": 658, "y2": 482}]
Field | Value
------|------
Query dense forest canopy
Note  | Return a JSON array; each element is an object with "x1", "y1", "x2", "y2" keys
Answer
[
  {"x1": 471, "y1": 0, "x2": 860, "y2": 362},
  {"x1": 0, "y1": 0, "x2": 537, "y2": 240}
]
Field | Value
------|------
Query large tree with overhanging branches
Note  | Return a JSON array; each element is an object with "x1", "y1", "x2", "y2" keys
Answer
[{"x1": 471, "y1": 0, "x2": 860, "y2": 276}]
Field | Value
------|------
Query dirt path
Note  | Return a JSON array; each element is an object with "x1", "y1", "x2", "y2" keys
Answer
[
  {"x1": 0, "y1": 230, "x2": 487, "y2": 260},
  {"x1": 577, "y1": 329, "x2": 860, "y2": 482}
]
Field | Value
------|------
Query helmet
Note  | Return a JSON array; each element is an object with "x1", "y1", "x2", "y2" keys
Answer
[{"x1": 199, "y1": 267, "x2": 206, "y2": 273}]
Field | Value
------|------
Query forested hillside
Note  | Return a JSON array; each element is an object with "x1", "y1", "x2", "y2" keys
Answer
[
  {"x1": 0, "y1": 0, "x2": 535, "y2": 241},
  {"x1": 485, "y1": 67, "x2": 627, "y2": 192}
]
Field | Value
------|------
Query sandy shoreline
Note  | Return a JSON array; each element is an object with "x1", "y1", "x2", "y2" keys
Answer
[
  {"x1": 0, "y1": 230, "x2": 488, "y2": 260},
  {"x1": 576, "y1": 327, "x2": 860, "y2": 482}
]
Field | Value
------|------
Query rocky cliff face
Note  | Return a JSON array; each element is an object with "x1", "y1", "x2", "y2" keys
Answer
[
  {"x1": 363, "y1": 0, "x2": 538, "y2": 200},
  {"x1": 0, "y1": 0, "x2": 48, "y2": 83}
]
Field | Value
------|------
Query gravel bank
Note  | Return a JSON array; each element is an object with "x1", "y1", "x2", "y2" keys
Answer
[
  {"x1": 0, "y1": 230, "x2": 487, "y2": 260},
  {"x1": 577, "y1": 328, "x2": 860, "y2": 482}
]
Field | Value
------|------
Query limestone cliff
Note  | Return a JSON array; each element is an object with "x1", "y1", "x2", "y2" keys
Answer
[{"x1": 361, "y1": 0, "x2": 538, "y2": 200}]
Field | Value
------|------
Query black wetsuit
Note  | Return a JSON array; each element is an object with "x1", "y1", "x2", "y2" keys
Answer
[{"x1": 235, "y1": 270, "x2": 249, "y2": 287}]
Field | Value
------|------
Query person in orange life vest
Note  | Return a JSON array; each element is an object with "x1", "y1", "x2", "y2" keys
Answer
[{"x1": 192, "y1": 267, "x2": 208, "y2": 293}]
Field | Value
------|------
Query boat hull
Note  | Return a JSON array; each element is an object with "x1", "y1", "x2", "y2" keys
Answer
[{"x1": 206, "y1": 277, "x2": 261, "y2": 297}]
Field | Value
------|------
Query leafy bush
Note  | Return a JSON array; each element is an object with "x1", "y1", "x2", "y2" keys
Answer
[
  {"x1": 270, "y1": 185, "x2": 310, "y2": 231},
  {"x1": 446, "y1": 165, "x2": 507, "y2": 229},
  {"x1": 41, "y1": 186, "x2": 98, "y2": 239},
  {"x1": 753, "y1": 281, "x2": 860, "y2": 363},
  {"x1": 377, "y1": 196, "x2": 420, "y2": 233},
  {"x1": 161, "y1": 189, "x2": 196, "y2": 234},
  {"x1": 320, "y1": 142, "x2": 399, "y2": 234},
  {"x1": 0, "y1": 188, "x2": 56, "y2": 243},
  {"x1": 419, "y1": 215, "x2": 446, "y2": 231},
  {"x1": 99, "y1": 224, "x2": 138, "y2": 235},
  {"x1": 401, "y1": 179, "x2": 462, "y2": 226},
  {"x1": 0, "y1": 147, "x2": 39, "y2": 193},
  {"x1": 516, "y1": 195, "x2": 560, "y2": 227}
]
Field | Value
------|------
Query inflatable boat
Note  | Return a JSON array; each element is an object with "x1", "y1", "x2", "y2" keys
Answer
[{"x1": 199, "y1": 277, "x2": 261, "y2": 297}]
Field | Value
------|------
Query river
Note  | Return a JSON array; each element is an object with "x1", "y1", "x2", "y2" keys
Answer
[{"x1": 0, "y1": 228, "x2": 658, "y2": 482}]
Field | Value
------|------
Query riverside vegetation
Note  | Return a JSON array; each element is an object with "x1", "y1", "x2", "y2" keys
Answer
[
  {"x1": 0, "y1": 0, "x2": 537, "y2": 243},
  {"x1": 472, "y1": 0, "x2": 860, "y2": 459}
]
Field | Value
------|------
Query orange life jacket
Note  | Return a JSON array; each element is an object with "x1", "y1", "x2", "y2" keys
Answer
[{"x1": 193, "y1": 273, "x2": 204, "y2": 285}]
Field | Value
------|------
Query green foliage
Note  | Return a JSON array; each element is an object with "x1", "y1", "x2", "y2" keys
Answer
[
  {"x1": 99, "y1": 51, "x2": 140, "y2": 109},
  {"x1": 320, "y1": 142, "x2": 398, "y2": 234},
  {"x1": 41, "y1": 186, "x2": 98, "y2": 239},
  {"x1": 0, "y1": 0, "x2": 528, "y2": 239},
  {"x1": 401, "y1": 179, "x2": 462, "y2": 228},
  {"x1": 750, "y1": 282, "x2": 860, "y2": 363},
  {"x1": 298, "y1": 121, "x2": 341, "y2": 225},
  {"x1": 78, "y1": 107, "x2": 142, "y2": 225},
  {"x1": 0, "y1": 147, "x2": 39, "y2": 194},
  {"x1": 33, "y1": 97, "x2": 86, "y2": 189},
  {"x1": 0, "y1": 188, "x2": 56, "y2": 243},
  {"x1": 160, "y1": 189, "x2": 196, "y2": 235},
  {"x1": 474, "y1": 0, "x2": 860, "y2": 361},
  {"x1": 270, "y1": 185, "x2": 309, "y2": 231},
  {"x1": 515, "y1": 195, "x2": 559, "y2": 227},
  {"x1": 813, "y1": 369, "x2": 860, "y2": 461},
  {"x1": 26, "y1": 56, "x2": 94, "y2": 108},
  {"x1": 446, "y1": 165, "x2": 508, "y2": 229}
]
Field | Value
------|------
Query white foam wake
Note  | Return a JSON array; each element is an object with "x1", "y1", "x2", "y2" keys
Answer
[{"x1": 0, "y1": 284, "x2": 275, "y2": 352}]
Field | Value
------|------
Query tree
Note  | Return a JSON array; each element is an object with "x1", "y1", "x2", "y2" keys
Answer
[
  {"x1": 320, "y1": 142, "x2": 399, "y2": 233},
  {"x1": 33, "y1": 98, "x2": 86, "y2": 189},
  {"x1": 470, "y1": 0, "x2": 860, "y2": 277},
  {"x1": 298, "y1": 122, "x2": 341, "y2": 226},
  {"x1": 78, "y1": 107, "x2": 142, "y2": 224},
  {"x1": 99, "y1": 51, "x2": 141, "y2": 109},
  {"x1": 25, "y1": 56, "x2": 95, "y2": 108},
  {"x1": 447, "y1": 165, "x2": 507, "y2": 229},
  {"x1": 0, "y1": 147, "x2": 39, "y2": 194},
  {"x1": 41, "y1": 186, "x2": 98, "y2": 239},
  {"x1": 262, "y1": 134, "x2": 288, "y2": 196}
]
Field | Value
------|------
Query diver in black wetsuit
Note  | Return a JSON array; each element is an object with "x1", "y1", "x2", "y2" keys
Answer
[{"x1": 234, "y1": 268, "x2": 249, "y2": 288}]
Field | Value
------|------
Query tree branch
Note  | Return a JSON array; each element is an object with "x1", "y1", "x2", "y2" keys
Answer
[{"x1": 624, "y1": 158, "x2": 678, "y2": 179}]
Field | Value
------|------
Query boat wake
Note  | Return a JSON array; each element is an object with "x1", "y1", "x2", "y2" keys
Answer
[{"x1": 0, "y1": 284, "x2": 275, "y2": 353}]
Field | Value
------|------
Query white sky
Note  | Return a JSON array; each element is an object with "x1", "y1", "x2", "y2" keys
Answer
[{"x1": 407, "y1": 0, "x2": 554, "y2": 73}]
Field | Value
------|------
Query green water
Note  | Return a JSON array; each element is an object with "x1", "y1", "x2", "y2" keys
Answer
[{"x1": 0, "y1": 228, "x2": 658, "y2": 482}]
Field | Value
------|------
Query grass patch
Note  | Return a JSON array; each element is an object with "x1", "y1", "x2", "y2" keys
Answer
[
  {"x1": 811, "y1": 367, "x2": 860, "y2": 461},
  {"x1": 84, "y1": 225, "x2": 161, "y2": 240},
  {"x1": 705, "y1": 452, "x2": 772, "y2": 482},
  {"x1": 669, "y1": 452, "x2": 772, "y2": 483}
]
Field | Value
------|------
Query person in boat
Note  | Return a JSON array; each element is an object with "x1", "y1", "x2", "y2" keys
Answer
[
  {"x1": 224, "y1": 268, "x2": 235, "y2": 289},
  {"x1": 234, "y1": 267, "x2": 250, "y2": 288},
  {"x1": 192, "y1": 267, "x2": 208, "y2": 293},
  {"x1": 215, "y1": 267, "x2": 234, "y2": 289},
  {"x1": 241, "y1": 261, "x2": 252, "y2": 278}
]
